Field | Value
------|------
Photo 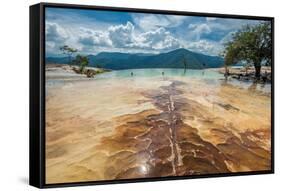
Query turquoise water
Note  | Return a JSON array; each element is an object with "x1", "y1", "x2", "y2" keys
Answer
[
  {"x1": 47, "y1": 68, "x2": 271, "y2": 94},
  {"x1": 94, "y1": 68, "x2": 271, "y2": 93},
  {"x1": 95, "y1": 69, "x2": 223, "y2": 80},
  {"x1": 46, "y1": 69, "x2": 223, "y2": 91}
]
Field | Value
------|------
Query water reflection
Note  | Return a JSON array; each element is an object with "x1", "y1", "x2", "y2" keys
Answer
[
  {"x1": 139, "y1": 164, "x2": 149, "y2": 175},
  {"x1": 96, "y1": 68, "x2": 223, "y2": 80},
  {"x1": 220, "y1": 77, "x2": 270, "y2": 94},
  {"x1": 248, "y1": 82, "x2": 258, "y2": 91}
]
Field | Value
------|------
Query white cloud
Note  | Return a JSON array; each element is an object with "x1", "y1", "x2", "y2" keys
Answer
[
  {"x1": 219, "y1": 31, "x2": 235, "y2": 44},
  {"x1": 205, "y1": 18, "x2": 260, "y2": 32},
  {"x1": 132, "y1": 14, "x2": 187, "y2": 31},
  {"x1": 108, "y1": 22, "x2": 135, "y2": 48},
  {"x1": 185, "y1": 40, "x2": 223, "y2": 56},
  {"x1": 45, "y1": 20, "x2": 222, "y2": 56},
  {"x1": 46, "y1": 22, "x2": 70, "y2": 56},
  {"x1": 77, "y1": 22, "x2": 182, "y2": 52},
  {"x1": 188, "y1": 23, "x2": 212, "y2": 40},
  {"x1": 46, "y1": 22, "x2": 68, "y2": 43},
  {"x1": 138, "y1": 27, "x2": 181, "y2": 50},
  {"x1": 47, "y1": 17, "x2": 258, "y2": 56},
  {"x1": 78, "y1": 28, "x2": 112, "y2": 47},
  {"x1": 45, "y1": 8, "x2": 264, "y2": 57}
]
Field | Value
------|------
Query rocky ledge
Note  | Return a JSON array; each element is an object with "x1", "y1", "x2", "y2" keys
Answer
[{"x1": 219, "y1": 66, "x2": 271, "y2": 83}]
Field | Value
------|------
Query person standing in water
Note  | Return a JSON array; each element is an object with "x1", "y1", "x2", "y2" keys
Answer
[
  {"x1": 131, "y1": 72, "x2": 134, "y2": 76},
  {"x1": 162, "y1": 71, "x2": 164, "y2": 76}
]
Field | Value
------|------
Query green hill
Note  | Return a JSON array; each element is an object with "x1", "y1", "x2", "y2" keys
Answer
[{"x1": 46, "y1": 48, "x2": 224, "y2": 70}]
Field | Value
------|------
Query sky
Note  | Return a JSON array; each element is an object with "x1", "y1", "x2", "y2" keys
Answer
[{"x1": 45, "y1": 7, "x2": 264, "y2": 57}]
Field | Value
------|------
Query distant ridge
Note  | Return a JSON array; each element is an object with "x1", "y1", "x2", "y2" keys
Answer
[{"x1": 46, "y1": 48, "x2": 224, "y2": 70}]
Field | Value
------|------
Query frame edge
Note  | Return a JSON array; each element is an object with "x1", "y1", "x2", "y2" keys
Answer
[{"x1": 29, "y1": 3, "x2": 44, "y2": 189}]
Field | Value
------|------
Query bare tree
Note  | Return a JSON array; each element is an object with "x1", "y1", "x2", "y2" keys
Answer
[{"x1": 59, "y1": 45, "x2": 78, "y2": 65}]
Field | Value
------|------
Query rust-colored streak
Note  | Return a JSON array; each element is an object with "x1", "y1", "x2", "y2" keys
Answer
[
  {"x1": 46, "y1": 79, "x2": 271, "y2": 183},
  {"x1": 97, "y1": 81, "x2": 233, "y2": 180}
]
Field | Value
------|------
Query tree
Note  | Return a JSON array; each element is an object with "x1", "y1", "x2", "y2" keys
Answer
[
  {"x1": 223, "y1": 22, "x2": 272, "y2": 78},
  {"x1": 73, "y1": 55, "x2": 89, "y2": 72},
  {"x1": 182, "y1": 56, "x2": 187, "y2": 74},
  {"x1": 59, "y1": 45, "x2": 78, "y2": 65},
  {"x1": 202, "y1": 62, "x2": 206, "y2": 69},
  {"x1": 183, "y1": 56, "x2": 187, "y2": 69},
  {"x1": 219, "y1": 52, "x2": 229, "y2": 76}
]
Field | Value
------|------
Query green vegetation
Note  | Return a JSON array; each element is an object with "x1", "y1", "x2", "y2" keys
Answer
[
  {"x1": 73, "y1": 54, "x2": 89, "y2": 72},
  {"x1": 47, "y1": 48, "x2": 224, "y2": 70},
  {"x1": 57, "y1": 45, "x2": 109, "y2": 78},
  {"x1": 223, "y1": 22, "x2": 272, "y2": 78},
  {"x1": 59, "y1": 45, "x2": 78, "y2": 64}
]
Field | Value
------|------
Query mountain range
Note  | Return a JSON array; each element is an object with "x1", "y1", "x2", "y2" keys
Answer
[{"x1": 46, "y1": 48, "x2": 224, "y2": 70}]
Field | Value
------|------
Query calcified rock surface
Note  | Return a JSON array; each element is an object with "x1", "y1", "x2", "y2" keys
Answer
[{"x1": 46, "y1": 72, "x2": 271, "y2": 184}]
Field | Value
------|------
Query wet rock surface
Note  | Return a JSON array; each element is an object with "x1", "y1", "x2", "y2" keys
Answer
[
  {"x1": 92, "y1": 80, "x2": 269, "y2": 180},
  {"x1": 46, "y1": 77, "x2": 271, "y2": 183}
]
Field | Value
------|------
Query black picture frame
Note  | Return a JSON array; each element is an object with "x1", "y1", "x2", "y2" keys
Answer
[{"x1": 30, "y1": 2, "x2": 275, "y2": 189}]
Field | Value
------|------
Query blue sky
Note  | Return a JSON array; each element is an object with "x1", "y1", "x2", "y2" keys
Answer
[{"x1": 45, "y1": 7, "x2": 264, "y2": 57}]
